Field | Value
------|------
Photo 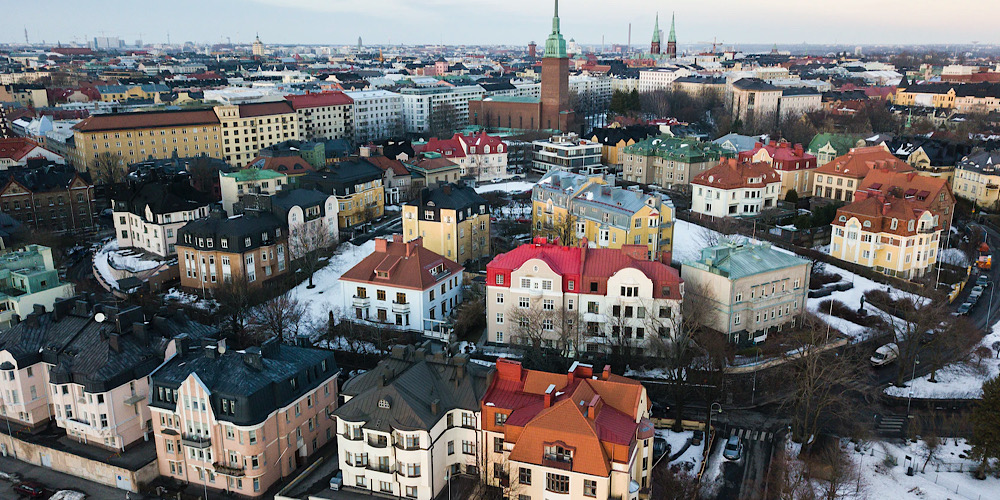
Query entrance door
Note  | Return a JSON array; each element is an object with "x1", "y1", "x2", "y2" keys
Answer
[{"x1": 40, "y1": 454, "x2": 52, "y2": 468}]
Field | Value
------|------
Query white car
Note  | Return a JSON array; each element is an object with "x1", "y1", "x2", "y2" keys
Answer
[{"x1": 870, "y1": 343, "x2": 899, "y2": 367}]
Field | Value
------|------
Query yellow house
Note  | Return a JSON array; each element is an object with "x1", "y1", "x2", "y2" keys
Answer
[
  {"x1": 588, "y1": 126, "x2": 645, "y2": 166},
  {"x1": 402, "y1": 183, "x2": 491, "y2": 264},
  {"x1": 954, "y1": 150, "x2": 1000, "y2": 209},
  {"x1": 829, "y1": 191, "x2": 942, "y2": 280},
  {"x1": 532, "y1": 170, "x2": 675, "y2": 262},
  {"x1": 71, "y1": 109, "x2": 223, "y2": 177},
  {"x1": 95, "y1": 84, "x2": 171, "y2": 102},
  {"x1": 299, "y1": 159, "x2": 385, "y2": 229}
]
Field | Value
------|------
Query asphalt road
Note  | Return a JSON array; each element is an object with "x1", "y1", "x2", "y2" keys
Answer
[
  {"x1": 0, "y1": 454, "x2": 138, "y2": 499},
  {"x1": 713, "y1": 428, "x2": 775, "y2": 500}
]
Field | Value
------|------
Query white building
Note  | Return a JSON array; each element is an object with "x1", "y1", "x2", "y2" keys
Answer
[
  {"x1": 778, "y1": 88, "x2": 822, "y2": 121},
  {"x1": 531, "y1": 133, "x2": 603, "y2": 174},
  {"x1": 569, "y1": 74, "x2": 613, "y2": 102},
  {"x1": 219, "y1": 169, "x2": 288, "y2": 215},
  {"x1": 637, "y1": 66, "x2": 693, "y2": 93},
  {"x1": 691, "y1": 158, "x2": 782, "y2": 218},
  {"x1": 285, "y1": 91, "x2": 354, "y2": 142},
  {"x1": 113, "y1": 178, "x2": 215, "y2": 257},
  {"x1": 399, "y1": 86, "x2": 486, "y2": 135},
  {"x1": 334, "y1": 346, "x2": 490, "y2": 500},
  {"x1": 345, "y1": 90, "x2": 403, "y2": 144},
  {"x1": 339, "y1": 237, "x2": 464, "y2": 340},
  {"x1": 240, "y1": 188, "x2": 340, "y2": 258}
]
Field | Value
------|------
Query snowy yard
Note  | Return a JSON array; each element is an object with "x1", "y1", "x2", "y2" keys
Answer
[
  {"x1": 655, "y1": 429, "x2": 704, "y2": 476},
  {"x1": 885, "y1": 323, "x2": 1000, "y2": 400},
  {"x1": 93, "y1": 239, "x2": 166, "y2": 290},
  {"x1": 288, "y1": 240, "x2": 376, "y2": 335},
  {"x1": 939, "y1": 247, "x2": 971, "y2": 267},
  {"x1": 791, "y1": 437, "x2": 1000, "y2": 500},
  {"x1": 163, "y1": 287, "x2": 217, "y2": 311},
  {"x1": 699, "y1": 433, "x2": 729, "y2": 498},
  {"x1": 474, "y1": 181, "x2": 536, "y2": 194}
]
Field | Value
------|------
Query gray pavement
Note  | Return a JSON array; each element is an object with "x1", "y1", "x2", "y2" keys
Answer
[{"x1": 0, "y1": 454, "x2": 140, "y2": 499}]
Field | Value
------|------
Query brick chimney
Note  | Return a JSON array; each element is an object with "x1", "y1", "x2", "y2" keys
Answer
[
  {"x1": 793, "y1": 143, "x2": 804, "y2": 156},
  {"x1": 601, "y1": 365, "x2": 612, "y2": 380},
  {"x1": 406, "y1": 237, "x2": 422, "y2": 256},
  {"x1": 375, "y1": 237, "x2": 389, "y2": 253},
  {"x1": 587, "y1": 395, "x2": 602, "y2": 420},
  {"x1": 543, "y1": 384, "x2": 556, "y2": 408}
]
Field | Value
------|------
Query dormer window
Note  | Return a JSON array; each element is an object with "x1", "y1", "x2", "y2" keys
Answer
[
  {"x1": 207, "y1": 238, "x2": 214, "y2": 248},
  {"x1": 221, "y1": 239, "x2": 228, "y2": 249},
  {"x1": 245, "y1": 237, "x2": 252, "y2": 247}
]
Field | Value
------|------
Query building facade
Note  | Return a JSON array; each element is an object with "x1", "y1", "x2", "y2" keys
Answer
[
  {"x1": 345, "y1": 90, "x2": 403, "y2": 144},
  {"x1": 729, "y1": 78, "x2": 782, "y2": 127},
  {"x1": 738, "y1": 140, "x2": 818, "y2": 199},
  {"x1": 399, "y1": 86, "x2": 486, "y2": 135},
  {"x1": 176, "y1": 211, "x2": 289, "y2": 291},
  {"x1": 219, "y1": 169, "x2": 288, "y2": 215},
  {"x1": 402, "y1": 183, "x2": 491, "y2": 264},
  {"x1": 214, "y1": 102, "x2": 299, "y2": 168},
  {"x1": 954, "y1": 150, "x2": 1000, "y2": 208},
  {"x1": 621, "y1": 136, "x2": 730, "y2": 189},
  {"x1": 417, "y1": 132, "x2": 509, "y2": 181},
  {"x1": 0, "y1": 245, "x2": 75, "y2": 328},
  {"x1": 299, "y1": 159, "x2": 385, "y2": 229},
  {"x1": 681, "y1": 242, "x2": 811, "y2": 344},
  {"x1": 0, "y1": 161, "x2": 96, "y2": 231},
  {"x1": 691, "y1": 159, "x2": 781, "y2": 218},
  {"x1": 812, "y1": 146, "x2": 914, "y2": 203},
  {"x1": 113, "y1": 176, "x2": 215, "y2": 257},
  {"x1": 531, "y1": 133, "x2": 602, "y2": 174},
  {"x1": 285, "y1": 91, "x2": 354, "y2": 142}
]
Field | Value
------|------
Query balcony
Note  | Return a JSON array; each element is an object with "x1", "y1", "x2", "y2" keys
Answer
[
  {"x1": 541, "y1": 453, "x2": 573, "y2": 471},
  {"x1": 181, "y1": 434, "x2": 211, "y2": 448},
  {"x1": 213, "y1": 462, "x2": 245, "y2": 477},
  {"x1": 124, "y1": 393, "x2": 145, "y2": 406},
  {"x1": 352, "y1": 295, "x2": 370, "y2": 308},
  {"x1": 367, "y1": 464, "x2": 394, "y2": 474},
  {"x1": 342, "y1": 431, "x2": 363, "y2": 441},
  {"x1": 391, "y1": 301, "x2": 410, "y2": 314},
  {"x1": 367, "y1": 436, "x2": 389, "y2": 448}
]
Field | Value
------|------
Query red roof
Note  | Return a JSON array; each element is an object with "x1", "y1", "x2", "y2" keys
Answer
[
  {"x1": 738, "y1": 139, "x2": 817, "y2": 171},
  {"x1": 366, "y1": 156, "x2": 411, "y2": 177},
  {"x1": 0, "y1": 138, "x2": 45, "y2": 161},
  {"x1": 814, "y1": 146, "x2": 914, "y2": 179},
  {"x1": 420, "y1": 136, "x2": 466, "y2": 159},
  {"x1": 284, "y1": 91, "x2": 354, "y2": 110},
  {"x1": 73, "y1": 109, "x2": 219, "y2": 132},
  {"x1": 692, "y1": 158, "x2": 781, "y2": 190},
  {"x1": 340, "y1": 237, "x2": 463, "y2": 291}
]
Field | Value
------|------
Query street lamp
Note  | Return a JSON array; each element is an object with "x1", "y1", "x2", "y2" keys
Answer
[
  {"x1": 445, "y1": 469, "x2": 452, "y2": 500},
  {"x1": 907, "y1": 354, "x2": 920, "y2": 417},
  {"x1": 707, "y1": 402, "x2": 723, "y2": 435},
  {"x1": 752, "y1": 348, "x2": 763, "y2": 406}
]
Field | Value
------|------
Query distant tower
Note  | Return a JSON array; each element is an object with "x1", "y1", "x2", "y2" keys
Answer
[
  {"x1": 541, "y1": 0, "x2": 573, "y2": 132},
  {"x1": 650, "y1": 13, "x2": 661, "y2": 55},
  {"x1": 358, "y1": 36, "x2": 363, "y2": 52},
  {"x1": 252, "y1": 33, "x2": 264, "y2": 56},
  {"x1": 528, "y1": 41, "x2": 537, "y2": 58},
  {"x1": 666, "y1": 12, "x2": 677, "y2": 58}
]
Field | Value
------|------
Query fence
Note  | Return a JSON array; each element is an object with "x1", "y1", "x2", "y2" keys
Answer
[{"x1": 853, "y1": 440, "x2": 986, "y2": 499}]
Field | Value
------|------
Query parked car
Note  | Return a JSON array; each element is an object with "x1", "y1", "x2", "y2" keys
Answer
[
  {"x1": 955, "y1": 302, "x2": 974, "y2": 316},
  {"x1": 510, "y1": 174, "x2": 526, "y2": 180},
  {"x1": 976, "y1": 275, "x2": 991, "y2": 288},
  {"x1": 653, "y1": 437, "x2": 669, "y2": 459},
  {"x1": 870, "y1": 343, "x2": 899, "y2": 367},
  {"x1": 723, "y1": 436, "x2": 743, "y2": 461},
  {"x1": 970, "y1": 285, "x2": 985, "y2": 300},
  {"x1": 13, "y1": 481, "x2": 46, "y2": 497},
  {"x1": 329, "y1": 470, "x2": 343, "y2": 490}
]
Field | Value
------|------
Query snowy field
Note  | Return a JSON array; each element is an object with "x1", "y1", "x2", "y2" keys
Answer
[
  {"x1": 474, "y1": 181, "x2": 536, "y2": 194},
  {"x1": 885, "y1": 323, "x2": 1000, "y2": 400},
  {"x1": 163, "y1": 287, "x2": 217, "y2": 311},
  {"x1": 790, "y1": 437, "x2": 1000, "y2": 500},
  {"x1": 93, "y1": 239, "x2": 165, "y2": 289},
  {"x1": 699, "y1": 434, "x2": 729, "y2": 498},
  {"x1": 288, "y1": 240, "x2": 376, "y2": 331},
  {"x1": 655, "y1": 429, "x2": 704, "y2": 476},
  {"x1": 939, "y1": 247, "x2": 971, "y2": 267}
]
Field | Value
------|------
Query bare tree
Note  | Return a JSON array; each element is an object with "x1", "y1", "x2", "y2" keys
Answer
[
  {"x1": 289, "y1": 218, "x2": 335, "y2": 289},
  {"x1": 91, "y1": 152, "x2": 126, "y2": 185},
  {"x1": 215, "y1": 273, "x2": 264, "y2": 348},
  {"x1": 250, "y1": 294, "x2": 307, "y2": 342},
  {"x1": 429, "y1": 102, "x2": 459, "y2": 138},
  {"x1": 535, "y1": 211, "x2": 577, "y2": 246},
  {"x1": 865, "y1": 291, "x2": 955, "y2": 387}
]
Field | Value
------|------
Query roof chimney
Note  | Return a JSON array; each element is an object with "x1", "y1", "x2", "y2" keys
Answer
[
  {"x1": 406, "y1": 237, "x2": 422, "y2": 256},
  {"x1": 108, "y1": 332, "x2": 121, "y2": 353},
  {"x1": 544, "y1": 384, "x2": 556, "y2": 408},
  {"x1": 587, "y1": 395, "x2": 602, "y2": 420},
  {"x1": 430, "y1": 399, "x2": 440, "y2": 415},
  {"x1": 602, "y1": 365, "x2": 612, "y2": 380},
  {"x1": 375, "y1": 237, "x2": 389, "y2": 253}
]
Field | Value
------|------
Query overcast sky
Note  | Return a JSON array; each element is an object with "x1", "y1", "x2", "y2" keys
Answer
[{"x1": 6, "y1": 0, "x2": 999, "y2": 48}]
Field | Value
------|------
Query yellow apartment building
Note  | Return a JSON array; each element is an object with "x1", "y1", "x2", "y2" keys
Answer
[
  {"x1": 402, "y1": 182, "x2": 491, "y2": 264},
  {"x1": 298, "y1": 159, "x2": 385, "y2": 229},
  {"x1": 214, "y1": 102, "x2": 299, "y2": 168}
]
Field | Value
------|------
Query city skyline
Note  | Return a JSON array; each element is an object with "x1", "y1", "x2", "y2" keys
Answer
[{"x1": 5, "y1": 0, "x2": 1000, "y2": 49}]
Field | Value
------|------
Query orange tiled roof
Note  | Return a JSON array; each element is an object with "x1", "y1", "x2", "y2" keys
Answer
[
  {"x1": 833, "y1": 192, "x2": 938, "y2": 237},
  {"x1": 814, "y1": 146, "x2": 914, "y2": 179},
  {"x1": 691, "y1": 158, "x2": 780, "y2": 190},
  {"x1": 339, "y1": 237, "x2": 463, "y2": 291},
  {"x1": 857, "y1": 169, "x2": 953, "y2": 212}
]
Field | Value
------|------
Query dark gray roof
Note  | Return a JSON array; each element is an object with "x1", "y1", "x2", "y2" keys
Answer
[
  {"x1": 298, "y1": 159, "x2": 383, "y2": 196},
  {"x1": 336, "y1": 346, "x2": 492, "y2": 433},
  {"x1": 113, "y1": 176, "x2": 215, "y2": 217},
  {"x1": 0, "y1": 161, "x2": 91, "y2": 194},
  {"x1": 958, "y1": 150, "x2": 1000, "y2": 175},
  {"x1": 177, "y1": 211, "x2": 283, "y2": 253},
  {"x1": 150, "y1": 337, "x2": 338, "y2": 426},
  {"x1": 781, "y1": 87, "x2": 821, "y2": 96},
  {"x1": 407, "y1": 182, "x2": 487, "y2": 214},
  {"x1": 731, "y1": 78, "x2": 780, "y2": 91},
  {"x1": 0, "y1": 295, "x2": 216, "y2": 392}
]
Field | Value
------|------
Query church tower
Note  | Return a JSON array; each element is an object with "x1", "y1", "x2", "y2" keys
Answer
[
  {"x1": 650, "y1": 13, "x2": 661, "y2": 55},
  {"x1": 252, "y1": 34, "x2": 264, "y2": 57},
  {"x1": 540, "y1": 0, "x2": 573, "y2": 132},
  {"x1": 666, "y1": 12, "x2": 677, "y2": 59}
]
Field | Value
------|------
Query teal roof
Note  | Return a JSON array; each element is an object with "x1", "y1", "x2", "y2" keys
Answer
[
  {"x1": 544, "y1": 0, "x2": 567, "y2": 58},
  {"x1": 685, "y1": 242, "x2": 809, "y2": 280},
  {"x1": 623, "y1": 135, "x2": 731, "y2": 163},
  {"x1": 668, "y1": 12, "x2": 676, "y2": 43},
  {"x1": 806, "y1": 133, "x2": 863, "y2": 156},
  {"x1": 222, "y1": 169, "x2": 285, "y2": 181},
  {"x1": 652, "y1": 14, "x2": 661, "y2": 44}
]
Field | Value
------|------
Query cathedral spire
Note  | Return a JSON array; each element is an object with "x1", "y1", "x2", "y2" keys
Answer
[
  {"x1": 668, "y1": 12, "x2": 676, "y2": 43},
  {"x1": 544, "y1": 0, "x2": 567, "y2": 58},
  {"x1": 652, "y1": 13, "x2": 660, "y2": 43}
]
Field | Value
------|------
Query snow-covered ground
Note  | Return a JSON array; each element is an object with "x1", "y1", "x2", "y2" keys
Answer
[
  {"x1": 163, "y1": 287, "x2": 218, "y2": 311},
  {"x1": 288, "y1": 240, "x2": 376, "y2": 333},
  {"x1": 699, "y1": 434, "x2": 729, "y2": 498},
  {"x1": 655, "y1": 429, "x2": 704, "y2": 475},
  {"x1": 939, "y1": 248, "x2": 971, "y2": 267},
  {"x1": 318, "y1": 336, "x2": 380, "y2": 354},
  {"x1": 885, "y1": 323, "x2": 1000, "y2": 400},
  {"x1": 792, "y1": 437, "x2": 1000, "y2": 500},
  {"x1": 671, "y1": 219, "x2": 746, "y2": 264},
  {"x1": 93, "y1": 239, "x2": 165, "y2": 289},
  {"x1": 474, "y1": 181, "x2": 536, "y2": 194}
]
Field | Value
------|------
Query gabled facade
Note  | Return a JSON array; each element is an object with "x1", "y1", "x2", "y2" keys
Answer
[
  {"x1": 954, "y1": 150, "x2": 1000, "y2": 208},
  {"x1": 738, "y1": 140, "x2": 817, "y2": 198},
  {"x1": 238, "y1": 188, "x2": 340, "y2": 258},
  {"x1": 0, "y1": 137, "x2": 65, "y2": 168},
  {"x1": 335, "y1": 345, "x2": 490, "y2": 500},
  {"x1": 149, "y1": 336, "x2": 339, "y2": 497},
  {"x1": 0, "y1": 161, "x2": 96, "y2": 231},
  {"x1": 691, "y1": 158, "x2": 781, "y2": 218},
  {"x1": 339, "y1": 236, "x2": 464, "y2": 339},
  {"x1": 806, "y1": 133, "x2": 864, "y2": 166},
  {"x1": 485, "y1": 239, "x2": 683, "y2": 354},
  {"x1": 532, "y1": 170, "x2": 675, "y2": 262},
  {"x1": 418, "y1": 132, "x2": 510, "y2": 181},
  {"x1": 402, "y1": 183, "x2": 491, "y2": 264},
  {"x1": 299, "y1": 159, "x2": 385, "y2": 229},
  {"x1": 812, "y1": 146, "x2": 914, "y2": 203},
  {"x1": 481, "y1": 360, "x2": 654, "y2": 500},
  {"x1": 621, "y1": 135, "x2": 731, "y2": 189},
  {"x1": 113, "y1": 176, "x2": 215, "y2": 257},
  {"x1": 856, "y1": 168, "x2": 955, "y2": 232},
  {"x1": 176, "y1": 211, "x2": 289, "y2": 291}
]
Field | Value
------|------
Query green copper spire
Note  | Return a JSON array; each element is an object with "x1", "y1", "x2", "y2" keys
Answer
[
  {"x1": 668, "y1": 12, "x2": 676, "y2": 43},
  {"x1": 544, "y1": 0, "x2": 567, "y2": 58},
  {"x1": 652, "y1": 13, "x2": 660, "y2": 43}
]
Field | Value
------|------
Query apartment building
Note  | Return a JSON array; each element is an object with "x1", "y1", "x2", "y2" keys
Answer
[
  {"x1": 829, "y1": 190, "x2": 942, "y2": 280},
  {"x1": 176, "y1": 211, "x2": 288, "y2": 291},
  {"x1": 71, "y1": 110, "x2": 223, "y2": 174},
  {"x1": 95, "y1": 83, "x2": 171, "y2": 102},
  {"x1": 215, "y1": 102, "x2": 299, "y2": 168},
  {"x1": 407, "y1": 154, "x2": 463, "y2": 188},
  {"x1": 0, "y1": 245, "x2": 74, "y2": 328},
  {"x1": 238, "y1": 188, "x2": 340, "y2": 258},
  {"x1": 812, "y1": 146, "x2": 914, "y2": 203},
  {"x1": 893, "y1": 81, "x2": 1000, "y2": 112},
  {"x1": 738, "y1": 140, "x2": 818, "y2": 199},
  {"x1": 533, "y1": 170, "x2": 675, "y2": 262},
  {"x1": 857, "y1": 169, "x2": 955, "y2": 232},
  {"x1": 620, "y1": 136, "x2": 730, "y2": 189},
  {"x1": 481, "y1": 359, "x2": 654, "y2": 500},
  {"x1": 365, "y1": 156, "x2": 414, "y2": 205},
  {"x1": 149, "y1": 336, "x2": 339, "y2": 497},
  {"x1": 399, "y1": 86, "x2": 486, "y2": 134},
  {"x1": 403, "y1": 183, "x2": 490, "y2": 264},
  {"x1": 729, "y1": 78, "x2": 782, "y2": 127},
  {"x1": 637, "y1": 66, "x2": 692, "y2": 92},
  {"x1": 113, "y1": 176, "x2": 215, "y2": 257},
  {"x1": 219, "y1": 169, "x2": 288, "y2": 214},
  {"x1": 0, "y1": 296, "x2": 217, "y2": 449},
  {"x1": 954, "y1": 150, "x2": 1000, "y2": 208},
  {"x1": 587, "y1": 127, "x2": 656, "y2": 167},
  {"x1": 778, "y1": 87, "x2": 822, "y2": 120},
  {"x1": 531, "y1": 133, "x2": 602, "y2": 174},
  {"x1": 485, "y1": 239, "x2": 683, "y2": 354},
  {"x1": 417, "y1": 132, "x2": 509, "y2": 181},
  {"x1": 681, "y1": 242, "x2": 811, "y2": 344},
  {"x1": 285, "y1": 91, "x2": 354, "y2": 142},
  {"x1": 298, "y1": 159, "x2": 385, "y2": 228},
  {"x1": 335, "y1": 345, "x2": 490, "y2": 500},
  {"x1": 345, "y1": 90, "x2": 403, "y2": 143},
  {"x1": 339, "y1": 236, "x2": 463, "y2": 339},
  {"x1": 806, "y1": 133, "x2": 864, "y2": 166},
  {"x1": 0, "y1": 160, "x2": 97, "y2": 231},
  {"x1": 691, "y1": 159, "x2": 781, "y2": 218}
]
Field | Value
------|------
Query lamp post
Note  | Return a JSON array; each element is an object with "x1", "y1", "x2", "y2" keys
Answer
[
  {"x1": 751, "y1": 348, "x2": 762, "y2": 406},
  {"x1": 707, "y1": 402, "x2": 722, "y2": 435},
  {"x1": 907, "y1": 354, "x2": 920, "y2": 418}
]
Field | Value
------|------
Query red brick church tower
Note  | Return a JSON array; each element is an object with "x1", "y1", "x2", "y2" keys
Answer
[{"x1": 540, "y1": 0, "x2": 574, "y2": 132}]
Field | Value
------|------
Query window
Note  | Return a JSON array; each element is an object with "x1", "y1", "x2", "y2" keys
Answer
[
  {"x1": 448, "y1": 441, "x2": 454, "y2": 455},
  {"x1": 495, "y1": 274, "x2": 504, "y2": 285},
  {"x1": 496, "y1": 293, "x2": 504, "y2": 304},
  {"x1": 546, "y1": 473, "x2": 569, "y2": 494},
  {"x1": 495, "y1": 412, "x2": 507, "y2": 426},
  {"x1": 462, "y1": 440, "x2": 476, "y2": 454},
  {"x1": 519, "y1": 467, "x2": 532, "y2": 485},
  {"x1": 519, "y1": 297, "x2": 529, "y2": 308},
  {"x1": 496, "y1": 313, "x2": 504, "y2": 324},
  {"x1": 494, "y1": 436, "x2": 504, "y2": 452},
  {"x1": 584, "y1": 479, "x2": 597, "y2": 497}
]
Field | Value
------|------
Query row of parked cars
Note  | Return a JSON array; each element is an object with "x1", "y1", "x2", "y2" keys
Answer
[{"x1": 956, "y1": 274, "x2": 991, "y2": 316}]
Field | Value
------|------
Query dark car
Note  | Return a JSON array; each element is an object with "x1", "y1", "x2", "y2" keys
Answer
[
  {"x1": 977, "y1": 275, "x2": 990, "y2": 288},
  {"x1": 13, "y1": 482, "x2": 45, "y2": 497},
  {"x1": 653, "y1": 437, "x2": 670, "y2": 459}
]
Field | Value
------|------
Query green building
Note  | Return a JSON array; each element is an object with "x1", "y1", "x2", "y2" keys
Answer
[
  {"x1": 0, "y1": 245, "x2": 74, "y2": 329},
  {"x1": 621, "y1": 135, "x2": 732, "y2": 189}
]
